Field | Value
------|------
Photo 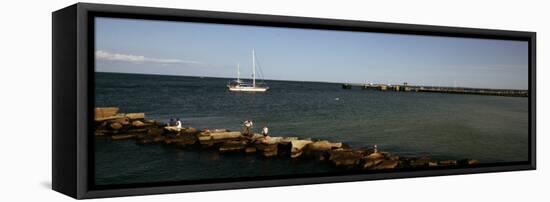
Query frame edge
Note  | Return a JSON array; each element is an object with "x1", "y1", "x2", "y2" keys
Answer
[
  {"x1": 52, "y1": 3, "x2": 79, "y2": 199},
  {"x1": 65, "y1": 2, "x2": 537, "y2": 199}
]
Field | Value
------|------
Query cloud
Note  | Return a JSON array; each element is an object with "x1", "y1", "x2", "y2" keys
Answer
[{"x1": 95, "y1": 50, "x2": 201, "y2": 65}]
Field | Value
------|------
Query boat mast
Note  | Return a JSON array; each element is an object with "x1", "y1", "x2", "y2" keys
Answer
[
  {"x1": 252, "y1": 49, "x2": 256, "y2": 87},
  {"x1": 237, "y1": 63, "x2": 240, "y2": 82}
]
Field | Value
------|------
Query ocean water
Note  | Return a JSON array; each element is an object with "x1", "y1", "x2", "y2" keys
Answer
[{"x1": 94, "y1": 72, "x2": 529, "y2": 185}]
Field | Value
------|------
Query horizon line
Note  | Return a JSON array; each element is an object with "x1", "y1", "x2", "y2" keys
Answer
[{"x1": 95, "y1": 71, "x2": 528, "y2": 91}]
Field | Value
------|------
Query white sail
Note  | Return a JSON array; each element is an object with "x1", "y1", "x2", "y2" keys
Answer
[{"x1": 227, "y1": 49, "x2": 269, "y2": 92}]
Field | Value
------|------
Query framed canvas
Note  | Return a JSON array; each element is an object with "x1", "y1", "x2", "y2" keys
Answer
[{"x1": 52, "y1": 3, "x2": 536, "y2": 199}]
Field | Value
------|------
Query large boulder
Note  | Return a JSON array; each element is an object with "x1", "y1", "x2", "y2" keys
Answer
[
  {"x1": 110, "y1": 117, "x2": 130, "y2": 125},
  {"x1": 219, "y1": 140, "x2": 248, "y2": 153},
  {"x1": 197, "y1": 131, "x2": 243, "y2": 147},
  {"x1": 132, "y1": 120, "x2": 145, "y2": 127},
  {"x1": 278, "y1": 136, "x2": 298, "y2": 144},
  {"x1": 363, "y1": 152, "x2": 385, "y2": 169},
  {"x1": 181, "y1": 127, "x2": 199, "y2": 135},
  {"x1": 95, "y1": 130, "x2": 106, "y2": 136},
  {"x1": 329, "y1": 149, "x2": 365, "y2": 167},
  {"x1": 211, "y1": 131, "x2": 242, "y2": 140},
  {"x1": 307, "y1": 140, "x2": 343, "y2": 151},
  {"x1": 95, "y1": 114, "x2": 126, "y2": 122},
  {"x1": 365, "y1": 152, "x2": 384, "y2": 160},
  {"x1": 111, "y1": 134, "x2": 136, "y2": 140},
  {"x1": 250, "y1": 136, "x2": 298, "y2": 157},
  {"x1": 95, "y1": 107, "x2": 119, "y2": 120},
  {"x1": 110, "y1": 122, "x2": 123, "y2": 130},
  {"x1": 245, "y1": 146, "x2": 257, "y2": 153},
  {"x1": 164, "y1": 134, "x2": 197, "y2": 146},
  {"x1": 259, "y1": 136, "x2": 283, "y2": 144},
  {"x1": 290, "y1": 140, "x2": 313, "y2": 158},
  {"x1": 126, "y1": 128, "x2": 149, "y2": 134},
  {"x1": 372, "y1": 160, "x2": 399, "y2": 170},
  {"x1": 410, "y1": 157, "x2": 432, "y2": 167},
  {"x1": 439, "y1": 160, "x2": 458, "y2": 166},
  {"x1": 276, "y1": 137, "x2": 296, "y2": 157},
  {"x1": 363, "y1": 159, "x2": 378, "y2": 169},
  {"x1": 147, "y1": 128, "x2": 164, "y2": 136},
  {"x1": 255, "y1": 137, "x2": 281, "y2": 157},
  {"x1": 260, "y1": 146, "x2": 278, "y2": 157},
  {"x1": 126, "y1": 113, "x2": 145, "y2": 120},
  {"x1": 165, "y1": 126, "x2": 181, "y2": 133},
  {"x1": 468, "y1": 159, "x2": 480, "y2": 165},
  {"x1": 197, "y1": 132, "x2": 213, "y2": 146},
  {"x1": 152, "y1": 136, "x2": 166, "y2": 143},
  {"x1": 136, "y1": 134, "x2": 165, "y2": 144}
]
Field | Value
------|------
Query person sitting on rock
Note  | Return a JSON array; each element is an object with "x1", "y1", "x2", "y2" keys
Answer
[
  {"x1": 241, "y1": 120, "x2": 248, "y2": 135},
  {"x1": 176, "y1": 118, "x2": 183, "y2": 130},
  {"x1": 169, "y1": 118, "x2": 175, "y2": 126},
  {"x1": 243, "y1": 120, "x2": 253, "y2": 136},
  {"x1": 262, "y1": 125, "x2": 269, "y2": 138}
]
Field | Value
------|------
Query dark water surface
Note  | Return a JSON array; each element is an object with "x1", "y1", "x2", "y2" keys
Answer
[{"x1": 95, "y1": 72, "x2": 528, "y2": 185}]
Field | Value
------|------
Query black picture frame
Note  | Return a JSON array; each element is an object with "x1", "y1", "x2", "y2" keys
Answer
[{"x1": 52, "y1": 3, "x2": 536, "y2": 199}]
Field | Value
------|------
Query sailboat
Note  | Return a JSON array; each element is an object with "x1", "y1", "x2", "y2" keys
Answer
[{"x1": 227, "y1": 49, "x2": 269, "y2": 92}]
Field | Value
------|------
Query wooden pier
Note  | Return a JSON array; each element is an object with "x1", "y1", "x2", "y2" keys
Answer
[{"x1": 342, "y1": 83, "x2": 528, "y2": 97}]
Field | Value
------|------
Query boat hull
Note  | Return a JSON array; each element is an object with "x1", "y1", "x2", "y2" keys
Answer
[{"x1": 228, "y1": 86, "x2": 269, "y2": 92}]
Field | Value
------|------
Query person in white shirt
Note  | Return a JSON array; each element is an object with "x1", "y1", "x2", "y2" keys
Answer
[
  {"x1": 176, "y1": 118, "x2": 183, "y2": 130},
  {"x1": 243, "y1": 120, "x2": 253, "y2": 136},
  {"x1": 262, "y1": 126, "x2": 269, "y2": 138}
]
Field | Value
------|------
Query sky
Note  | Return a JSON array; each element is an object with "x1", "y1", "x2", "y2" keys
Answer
[{"x1": 95, "y1": 17, "x2": 529, "y2": 90}]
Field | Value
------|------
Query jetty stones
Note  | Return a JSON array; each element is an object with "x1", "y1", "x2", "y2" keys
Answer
[
  {"x1": 111, "y1": 134, "x2": 136, "y2": 141},
  {"x1": 211, "y1": 131, "x2": 242, "y2": 140},
  {"x1": 147, "y1": 128, "x2": 164, "y2": 136},
  {"x1": 198, "y1": 131, "x2": 242, "y2": 146},
  {"x1": 93, "y1": 107, "x2": 477, "y2": 172},
  {"x1": 164, "y1": 126, "x2": 199, "y2": 135},
  {"x1": 363, "y1": 152, "x2": 400, "y2": 170},
  {"x1": 255, "y1": 136, "x2": 282, "y2": 157},
  {"x1": 439, "y1": 160, "x2": 458, "y2": 166},
  {"x1": 329, "y1": 149, "x2": 365, "y2": 167},
  {"x1": 298, "y1": 140, "x2": 343, "y2": 160},
  {"x1": 363, "y1": 152, "x2": 385, "y2": 169},
  {"x1": 164, "y1": 134, "x2": 198, "y2": 147},
  {"x1": 245, "y1": 146, "x2": 257, "y2": 153},
  {"x1": 126, "y1": 113, "x2": 145, "y2": 120},
  {"x1": 95, "y1": 107, "x2": 119, "y2": 121},
  {"x1": 307, "y1": 140, "x2": 343, "y2": 151},
  {"x1": 468, "y1": 159, "x2": 480, "y2": 165},
  {"x1": 94, "y1": 108, "x2": 145, "y2": 122},
  {"x1": 409, "y1": 157, "x2": 434, "y2": 167},
  {"x1": 255, "y1": 143, "x2": 278, "y2": 157},
  {"x1": 372, "y1": 160, "x2": 399, "y2": 170},
  {"x1": 253, "y1": 136, "x2": 298, "y2": 157},
  {"x1": 219, "y1": 140, "x2": 248, "y2": 153},
  {"x1": 131, "y1": 120, "x2": 145, "y2": 127},
  {"x1": 110, "y1": 122, "x2": 123, "y2": 130},
  {"x1": 291, "y1": 140, "x2": 313, "y2": 158}
]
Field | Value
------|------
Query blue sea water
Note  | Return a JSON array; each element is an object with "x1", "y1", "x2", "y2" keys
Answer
[{"x1": 94, "y1": 72, "x2": 528, "y2": 185}]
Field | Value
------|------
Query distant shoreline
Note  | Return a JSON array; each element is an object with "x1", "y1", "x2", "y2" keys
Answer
[{"x1": 96, "y1": 71, "x2": 528, "y2": 91}]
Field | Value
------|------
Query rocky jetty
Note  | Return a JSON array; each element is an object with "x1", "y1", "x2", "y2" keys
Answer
[{"x1": 94, "y1": 107, "x2": 480, "y2": 170}]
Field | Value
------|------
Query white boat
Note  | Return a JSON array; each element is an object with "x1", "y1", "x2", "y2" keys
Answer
[{"x1": 227, "y1": 49, "x2": 269, "y2": 92}]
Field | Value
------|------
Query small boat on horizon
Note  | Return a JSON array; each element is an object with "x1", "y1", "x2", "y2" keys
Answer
[{"x1": 227, "y1": 49, "x2": 269, "y2": 92}]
